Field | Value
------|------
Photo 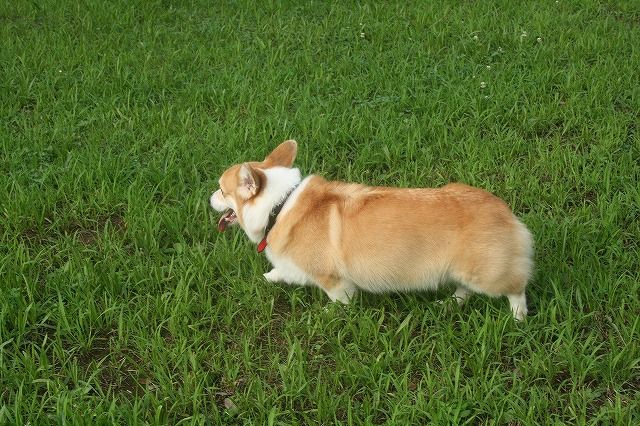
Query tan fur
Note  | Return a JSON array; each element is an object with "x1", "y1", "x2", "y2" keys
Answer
[
  {"x1": 212, "y1": 140, "x2": 534, "y2": 319},
  {"x1": 269, "y1": 177, "x2": 531, "y2": 294}
]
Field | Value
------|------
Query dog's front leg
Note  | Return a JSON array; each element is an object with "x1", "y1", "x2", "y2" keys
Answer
[
  {"x1": 263, "y1": 269, "x2": 282, "y2": 283},
  {"x1": 263, "y1": 268, "x2": 310, "y2": 287}
]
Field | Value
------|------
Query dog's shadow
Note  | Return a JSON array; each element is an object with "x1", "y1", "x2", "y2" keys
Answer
[{"x1": 274, "y1": 280, "x2": 537, "y2": 319}]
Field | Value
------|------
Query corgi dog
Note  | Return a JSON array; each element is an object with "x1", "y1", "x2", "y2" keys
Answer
[{"x1": 210, "y1": 140, "x2": 533, "y2": 320}]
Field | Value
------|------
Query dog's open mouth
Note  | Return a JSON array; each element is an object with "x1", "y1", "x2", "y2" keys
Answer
[{"x1": 217, "y1": 209, "x2": 237, "y2": 232}]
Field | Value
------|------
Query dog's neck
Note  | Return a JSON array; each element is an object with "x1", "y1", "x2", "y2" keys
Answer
[{"x1": 242, "y1": 167, "x2": 302, "y2": 243}]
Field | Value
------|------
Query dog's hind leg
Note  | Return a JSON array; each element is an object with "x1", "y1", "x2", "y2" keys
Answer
[
  {"x1": 507, "y1": 292, "x2": 528, "y2": 321},
  {"x1": 453, "y1": 286, "x2": 472, "y2": 306}
]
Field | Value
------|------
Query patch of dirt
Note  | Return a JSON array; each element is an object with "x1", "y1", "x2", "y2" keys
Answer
[
  {"x1": 520, "y1": 118, "x2": 579, "y2": 143},
  {"x1": 587, "y1": 375, "x2": 639, "y2": 416},
  {"x1": 16, "y1": 323, "x2": 148, "y2": 399},
  {"x1": 65, "y1": 212, "x2": 127, "y2": 246},
  {"x1": 18, "y1": 216, "x2": 54, "y2": 247},
  {"x1": 21, "y1": 321, "x2": 57, "y2": 349},
  {"x1": 253, "y1": 294, "x2": 292, "y2": 359},
  {"x1": 214, "y1": 377, "x2": 247, "y2": 411},
  {"x1": 553, "y1": 368, "x2": 572, "y2": 393},
  {"x1": 601, "y1": 6, "x2": 640, "y2": 26},
  {"x1": 19, "y1": 98, "x2": 36, "y2": 114},
  {"x1": 74, "y1": 328, "x2": 149, "y2": 398},
  {"x1": 18, "y1": 210, "x2": 127, "y2": 248},
  {"x1": 106, "y1": 213, "x2": 126, "y2": 232},
  {"x1": 76, "y1": 229, "x2": 97, "y2": 246},
  {"x1": 160, "y1": 327, "x2": 175, "y2": 345}
]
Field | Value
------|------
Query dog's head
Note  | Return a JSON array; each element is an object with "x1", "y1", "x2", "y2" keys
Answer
[{"x1": 210, "y1": 140, "x2": 298, "y2": 235}]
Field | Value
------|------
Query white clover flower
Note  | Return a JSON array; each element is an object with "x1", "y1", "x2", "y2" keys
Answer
[
  {"x1": 480, "y1": 81, "x2": 487, "y2": 89},
  {"x1": 486, "y1": 65, "x2": 491, "y2": 69},
  {"x1": 537, "y1": 37, "x2": 543, "y2": 43},
  {"x1": 473, "y1": 35, "x2": 479, "y2": 41},
  {"x1": 360, "y1": 32, "x2": 365, "y2": 38}
]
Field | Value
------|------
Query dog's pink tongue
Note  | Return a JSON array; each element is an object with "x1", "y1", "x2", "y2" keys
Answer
[
  {"x1": 218, "y1": 217, "x2": 228, "y2": 232},
  {"x1": 218, "y1": 210, "x2": 236, "y2": 232}
]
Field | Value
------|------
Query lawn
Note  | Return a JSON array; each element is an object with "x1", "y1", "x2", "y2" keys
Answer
[{"x1": 1, "y1": 0, "x2": 639, "y2": 424}]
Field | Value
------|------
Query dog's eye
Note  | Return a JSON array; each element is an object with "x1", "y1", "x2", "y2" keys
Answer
[{"x1": 220, "y1": 189, "x2": 225, "y2": 196}]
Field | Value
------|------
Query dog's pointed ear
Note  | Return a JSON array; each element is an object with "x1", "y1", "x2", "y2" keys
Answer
[
  {"x1": 263, "y1": 140, "x2": 298, "y2": 168},
  {"x1": 238, "y1": 163, "x2": 262, "y2": 199}
]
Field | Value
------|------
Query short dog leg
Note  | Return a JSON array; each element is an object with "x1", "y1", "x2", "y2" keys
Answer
[
  {"x1": 315, "y1": 276, "x2": 357, "y2": 304},
  {"x1": 437, "y1": 286, "x2": 471, "y2": 307},
  {"x1": 264, "y1": 268, "x2": 309, "y2": 286},
  {"x1": 453, "y1": 286, "x2": 472, "y2": 306},
  {"x1": 263, "y1": 269, "x2": 282, "y2": 283},
  {"x1": 326, "y1": 282, "x2": 357, "y2": 304},
  {"x1": 507, "y1": 292, "x2": 528, "y2": 321}
]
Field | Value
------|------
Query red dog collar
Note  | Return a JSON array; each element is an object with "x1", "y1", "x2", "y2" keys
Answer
[
  {"x1": 256, "y1": 184, "x2": 299, "y2": 253},
  {"x1": 257, "y1": 237, "x2": 268, "y2": 253}
]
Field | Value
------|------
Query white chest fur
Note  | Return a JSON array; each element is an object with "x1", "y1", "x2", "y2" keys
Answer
[
  {"x1": 261, "y1": 176, "x2": 313, "y2": 286},
  {"x1": 240, "y1": 167, "x2": 302, "y2": 243}
]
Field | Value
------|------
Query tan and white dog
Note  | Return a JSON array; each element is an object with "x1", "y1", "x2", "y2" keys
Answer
[{"x1": 210, "y1": 140, "x2": 533, "y2": 320}]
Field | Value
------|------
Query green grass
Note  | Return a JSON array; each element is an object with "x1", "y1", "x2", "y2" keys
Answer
[{"x1": 1, "y1": 0, "x2": 639, "y2": 424}]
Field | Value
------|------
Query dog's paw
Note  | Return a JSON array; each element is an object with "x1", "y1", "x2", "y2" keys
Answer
[
  {"x1": 263, "y1": 269, "x2": 280, "y2": 283},
  {"x1": 322, "y1": 302, "x2": 349, "y2": 314},
  {"x1": 436, "y1": 296, "x2": 462, "y2": 313}
]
